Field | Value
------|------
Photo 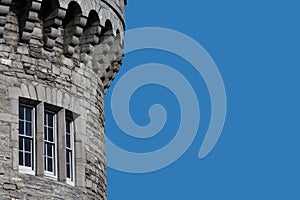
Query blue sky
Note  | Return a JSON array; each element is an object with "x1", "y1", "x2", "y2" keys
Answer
[{"x1": 105, "y1": 0, "x2": 300, "y2": 199}]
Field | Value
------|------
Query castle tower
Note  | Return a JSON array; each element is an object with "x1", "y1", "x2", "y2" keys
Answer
[{"x1": 0, "y1": 0, "x2": 126, "y2": 199}]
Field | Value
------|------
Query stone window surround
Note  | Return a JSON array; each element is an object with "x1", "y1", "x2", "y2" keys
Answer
[
  {"x1": 19, "y1": 98, "x2": 78, "y2": 185},
  {"x1": 8, "y1": 83, "x2": 87, "y2": 188}
]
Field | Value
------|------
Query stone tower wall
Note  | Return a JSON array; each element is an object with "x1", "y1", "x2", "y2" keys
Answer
[{"x1": 0, "y1": 0, "x2": 125, "y2": 199}]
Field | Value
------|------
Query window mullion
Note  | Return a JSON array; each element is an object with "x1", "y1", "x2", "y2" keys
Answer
[
  {"x1": 36, "y1": 102, "x2": 44, "y2": 177},
  {"x1": 57, "y1": 109, "x2": 66, "y2": 181}
]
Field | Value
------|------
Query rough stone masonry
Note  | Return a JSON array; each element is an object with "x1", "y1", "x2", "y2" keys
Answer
[{"x1": 0, "y1": 0, "x2": 126, "y2": 199}]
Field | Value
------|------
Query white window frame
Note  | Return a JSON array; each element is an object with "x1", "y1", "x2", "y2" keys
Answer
[
  {"x1": 44, "y1": 110, "x2": 58, "y2": 179},
  {"x1": 19, "y1": 104, "x2": 35, "y2": 175},
  {"x1": 66, "y1": 117, "x2": 75, "y2": 186}
]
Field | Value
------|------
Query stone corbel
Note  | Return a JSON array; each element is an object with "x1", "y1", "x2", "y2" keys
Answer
[
  {"x1": 20, "y1": 0, "x2": 42, "y2": 43},
  {"x1": 43, "y1": 8, "x2": 66, "y2": 49},
  {"x1": 0, "y1": 0, "x2": 12, "y2": 37},
  {"x1": 64, "y1": 15, "x2": 87, "y2": 57}
]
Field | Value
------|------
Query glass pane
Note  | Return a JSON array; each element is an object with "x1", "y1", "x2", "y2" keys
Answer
[
  {"x1": 66, "y1": 120, "x2": 71, "y2": 133},
  {"x1": 48, "y1": 113, "x2": 53, "y2": 127},
  {"x1": 47, "y1": 158, "x2": 53, "y2": 172},
  {"x1": 32, "y1": 145, "x2": 34, "y2": 167},
  {"x1": 25, "y1": 138, "x2": 31, "y2": 152},
  {"x1": 19, "y1": 151, "x2": 23, "y2": 165},
  {"x1": 19, "y1": 137, "x2": 23, "y2": 150},
  {"x1": 44, "y1": 127, "x2": 47, "y2": 140},
  {"x1": 44, "y1": 112, "x2": 47, "y2": 124},
  {"x1": 26, "y1": 108, "x2": 32, "y2": 121},
  {"x1": 19, "y1": 106, "x2": 24, "y2": 120},
  {"x1": 25, "y1": 153, "x2": 31, "y2": 167},
  {"x1": 66, "y1": 135, "x2": 70, "y2": 148},
  {"x1": 47, "y1": 144, "x2": 53, "y2": 157},
  {"x1": 19, "y1": 121, "x2": 24, "y2": 135},
  {"x1": 26, "y1": 122, "x2": 32, "y2": 136},
  {"x1": 44, "y1": 143, "x2": 47, "y2": 155},
  {"x1": 66, "y1": 164, "x2": 70, "y2": 178},
  {"x1": 66, "y1": 150, "x2": 70, "y2": 163},
  {"x1": 48, "y1": 128, "x2": 53, "y2": 142},
  {"x1": 44, "y1": 156, "x2": 46, "y2": 170}
]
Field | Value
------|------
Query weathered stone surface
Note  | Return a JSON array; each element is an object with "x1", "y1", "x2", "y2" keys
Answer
[
  {"x1": 2, "y1": 183, "x2": 16, "y2": 190},
  {"x1": 0, "y1": 166, "x2": 5, "y2": 175}
]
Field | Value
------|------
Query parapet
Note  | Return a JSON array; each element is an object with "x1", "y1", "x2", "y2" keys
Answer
[{"x1": 0, "y1": 0, "x2": 125, "y2": 91}]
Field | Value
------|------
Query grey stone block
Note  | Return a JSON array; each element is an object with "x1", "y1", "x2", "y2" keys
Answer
[{"x1": 2, "y1": 183, "x2": 16, "y2": 190}]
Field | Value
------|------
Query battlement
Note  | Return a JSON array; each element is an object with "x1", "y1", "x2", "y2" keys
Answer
[{"x1": 0, "y1": 0, "x2": 125, "y2": 91}]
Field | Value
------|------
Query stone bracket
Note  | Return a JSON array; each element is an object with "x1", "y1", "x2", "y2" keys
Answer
[
  {"x1": 64, "y1": 15, "x2": 87, "y2": 57},
  {"x1": 43, "y1": 8, "x2": 66, "y2": 50},
  {"x1": 0, "y1": 0, "x2": 12, "y2": 36},
  {"x1": 20, "y1": 0, "x2": 42, "y2": 43}
]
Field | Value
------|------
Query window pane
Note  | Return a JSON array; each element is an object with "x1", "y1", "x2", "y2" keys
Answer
[
  {"x1": 47, "y1": 158, "x2": 53, "y2": 172},
  {"x1": 25, "y1": 153, "x2": 31, "y2": 167},
  {"x1": 44, "y1": 112, "x2": 47, "y2": 124},
  {"x1": 66, "y1": 120, "x2": 71, "y2": 133},
  {"x1": 24, "y1": 138, "x2": 31, "y2": 152},
  {"x1": 19, "y1": 121, "x2": 24, "y2": 135},
  {"x1": 19, "y1": 106, "x2": 24, "y2": 119},
  {"x1": 32, "y1": 145, "x2": 34, "y2": 167},
  {"x1": 44, "y1": 156, "x2": 46, "y2": 170},
  {"x1": 66, "y1": 135, "x2": 70, "y2": 148},
  {"x1": 47, "y1": 113, "x2": 53, "y2": 127},
  {"x1": 25, "y1": 108, "x2": 32, "y2": 121},
  {"x1": 44, "y1": 127, "x2": 47, "y2": 141},
  {"x1": 47, "y1": 144, "x2": 53, "y2": 157},
  {"x1": 19, "y1": 151, "x2": 23, "y2": 165},
  {"x1": 48, "y1": 128, "x2": 53, "y2": 142},
  {"x1": 26, "y1": 122, "x2": 32, "y2": 136},
  {"x1": 44, "y1": 143, "x2": 47, "y2": 155},
  {"x1": 66, "y1": 151, "x2": 70, "y2": 163},
  {"x1": 66, "y1": 164, "x2": 71, "y2": 178},
  {"x1": 19, "y1": 137, "x2": 23, "y2": 150}
]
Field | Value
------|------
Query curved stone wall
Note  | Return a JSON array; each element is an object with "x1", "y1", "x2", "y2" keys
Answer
[{"x1": 0, "y1": 0, "x2": 125, "y2": 199}]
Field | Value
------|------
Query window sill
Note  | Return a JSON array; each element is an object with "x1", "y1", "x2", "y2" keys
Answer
[
  {"x1": 66, "y1": 179, "x2": 75, "y2": 186},
  {"x1": 19, "y1": 166, "x2": 35, "y2": 175},
  {"x1": 44, "y1": 172, "x2": 58, "y2": 181}
]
